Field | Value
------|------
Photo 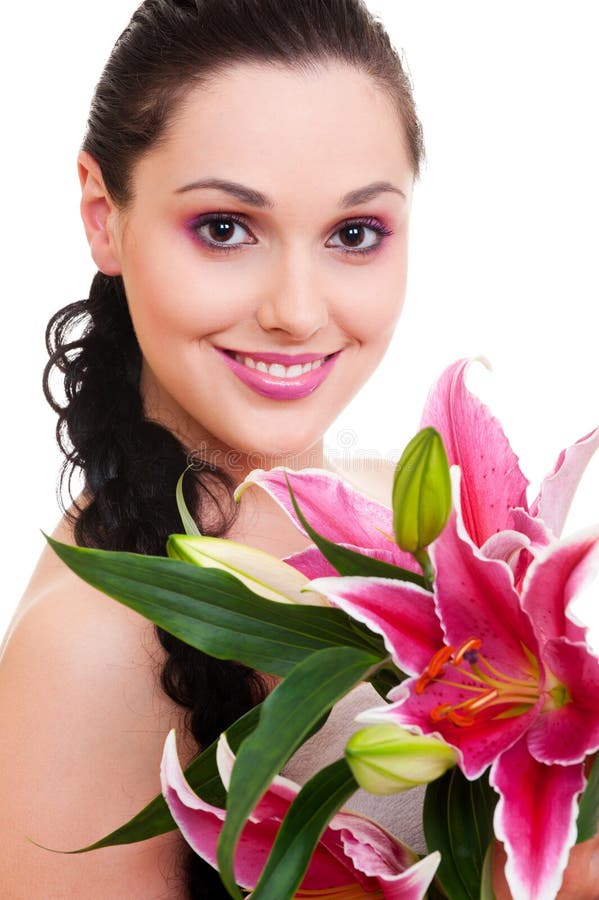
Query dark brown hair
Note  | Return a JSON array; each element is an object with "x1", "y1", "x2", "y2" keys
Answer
[{"x1": 43, "y1": 2, "x2": 425, "y2": 895}]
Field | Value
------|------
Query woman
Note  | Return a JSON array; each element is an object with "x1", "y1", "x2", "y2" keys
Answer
[{"x1": 0, "y1": 1, "x2": 596, "y2": 897}]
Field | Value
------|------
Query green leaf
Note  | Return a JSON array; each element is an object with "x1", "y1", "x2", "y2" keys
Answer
[
  {"x1": 216, "y1": 646, "x2": 382, "y2": 900},
  {"x1": 424, "y1": 768, "x2": 497, "y2": 900},
  {"x1": 577, "y1": 752, "x2": 599, "y2": 843},
  {"x1": 250, "y1": 759, "x2": 358, "y2": 900},
  {"x1": 44, "y1": 536, "x2": 386, "y2": 677},
  {"x1": 283, "y1": 475, "x2": 428, "y2": 590},
  {"x1": 176, "y1": 468, "x2": 202, "y2": 536}
]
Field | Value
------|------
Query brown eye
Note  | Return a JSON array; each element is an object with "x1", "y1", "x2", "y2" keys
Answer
[
  {"x1": 208, "y1": 220, "x2": 236, "y2": 242},
  {"x1": 190, "y1": 214, "x2": 257, "y2": 251},
  {"x1": 340, "y1": 224, "x2": 366, "y2": 247},
  {"x1": 326, "y1": 218, "x2": 391, "y2": 255}
]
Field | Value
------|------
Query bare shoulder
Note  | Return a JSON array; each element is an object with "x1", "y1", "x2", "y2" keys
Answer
[{"x1": 0, "y1": 515, "x2": 193, "y2": 898}]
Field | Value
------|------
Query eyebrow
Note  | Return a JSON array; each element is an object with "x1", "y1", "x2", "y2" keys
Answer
[{"x1": 175, "y1": 177, "x2": 406, "y2": 208}]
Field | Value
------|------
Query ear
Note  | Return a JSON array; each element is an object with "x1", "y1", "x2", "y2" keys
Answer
[{"x1": 78, "y1": 150, "x2": 123, "y2": 276}]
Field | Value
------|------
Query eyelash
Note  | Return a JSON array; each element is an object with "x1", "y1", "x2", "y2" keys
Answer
[{"x1": 187, "y1": 212, "x2": 393, "y2": 256}]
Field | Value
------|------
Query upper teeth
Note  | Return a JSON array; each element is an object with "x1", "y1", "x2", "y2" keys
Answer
[{"x1": 233, "y1": 354, "x2": 325, "y2": 378}]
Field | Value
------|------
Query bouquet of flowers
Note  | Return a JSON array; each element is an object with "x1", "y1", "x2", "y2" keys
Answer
[{"x1": 46, "y1": 358, "x2": 599, "y2": 899}]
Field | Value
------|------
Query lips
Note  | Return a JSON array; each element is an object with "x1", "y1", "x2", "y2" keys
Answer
[{"x1": 214, "y1": 346, "x2": 341, "y2": 401}]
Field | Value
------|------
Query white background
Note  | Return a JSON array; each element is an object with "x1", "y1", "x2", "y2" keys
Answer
[{"x1": 2, "y1": 1, "x2": 598, "y2": 642}]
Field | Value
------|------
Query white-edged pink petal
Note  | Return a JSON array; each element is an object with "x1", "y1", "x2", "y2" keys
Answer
[
  {"x1": 490, "y1": 739, "x2": 585, "y2": 900},
  {"x1": 375, "y1": 852, "x2": 441, "y2": 900},
  {"x1": 163, "y1": 731, "x2": 359, "y2": 890},
  {"x1": 161, "y1": 729, "x2": 276, "y2": 887},
  {"x1": 530, "y1": 426, "x2": 599, "y2": 537},
  {"x1": 216, "y1": 733, "x2": 299, "y2": 823},
  {"x1": 526, "y1": 637, "x2": 599, "y2": 765},
  {"x1": 322, "y1": 811, "x2": 440, "y2": 899},
  {"x1": 480, "y1": 529, "x2": 532, "y2": 571},
  {"x1": 307, "y1": 575, "x2": 443, "y2": 676},
  {"x1": 519, "y1": 523, "x2": 599, "y2": 646},
  {"x1": 420, "y1": 358, "x2": 529, "y2": 546},
  {"x1": 235, "y1": 466, "x2": 394, "y2": 547},
  {"x1": 431, "y1": 475, "x2": 537, "y2": 673}
]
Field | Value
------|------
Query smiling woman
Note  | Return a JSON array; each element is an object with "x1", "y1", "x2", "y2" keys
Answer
[
  {"x1": 2, "y1": 1, "x2": 599, "y2": 898},
  {"x1": 0, "y1": 2, "x2": 427, "y2": 897}
]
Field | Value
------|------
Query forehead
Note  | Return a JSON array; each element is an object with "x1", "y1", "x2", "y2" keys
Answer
[{"x1": 131, "y1": 61, "x2": 413, "y2": 205}]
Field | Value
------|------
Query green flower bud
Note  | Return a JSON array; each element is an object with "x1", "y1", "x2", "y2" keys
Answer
[
  {"x1": 392, "y1": 427, "x2": 451, "y2": 554},
  {"x1": 345, "y1": 724, "x2": 458, "y2": 795},
  {"x1": 167, "y1": 534, "x2": 326, "y2": 605}
]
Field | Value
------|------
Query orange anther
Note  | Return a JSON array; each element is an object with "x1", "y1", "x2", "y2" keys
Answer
[
  {"x1": 415, "y1": 673, "x2": 432, "y2": 694},
  {"x1": 447, "y1": 709, "x2": 476, "y2": 727},
  {"x1": 427, "y1": 645, "x2": 455, "y2": 677},
  {"x1": 430, "y1": 703, "x2": 452, "y2": 722}
]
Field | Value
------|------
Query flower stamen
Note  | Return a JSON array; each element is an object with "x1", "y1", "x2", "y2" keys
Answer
[{"x1": 418, "y1": 637, "x2": 547, "y2": 727}]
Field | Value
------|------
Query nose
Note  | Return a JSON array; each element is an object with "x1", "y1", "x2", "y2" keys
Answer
[{"x1": 255, "y1": 249, "x2": 328, "y2": 341}]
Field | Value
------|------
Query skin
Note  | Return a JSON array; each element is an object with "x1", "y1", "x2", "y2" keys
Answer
[{"x1": 1, "y1": 59, "x2": 595, "y2": 897}]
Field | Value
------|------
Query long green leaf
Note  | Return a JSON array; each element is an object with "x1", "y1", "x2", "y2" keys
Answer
[
  {"x1": 45, "y1": 536, "x2": 386, "y2": 677},
  {"x1": 217, "y1": 646, "x2": 382, "y2": 900},
  {"x1": 424, "y1": 768, "x2": 497, "y2": 900},
  {"x1": 283, "y1": 475, "x2": 428, "y2": 589},
  {"x1": 251, "y1": 759, "x2": 358, "y2": 900},
  {"x1": 577, "y1": 752, "x2": 599, "y2": 843},
  {"x1": 176, "y1": 468, "x2": 202, "y2": 536}
]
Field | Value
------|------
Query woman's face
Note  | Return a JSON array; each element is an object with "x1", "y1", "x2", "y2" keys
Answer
[{"x1": 106, "y1": 61, "x2": 414, "y2": 461}]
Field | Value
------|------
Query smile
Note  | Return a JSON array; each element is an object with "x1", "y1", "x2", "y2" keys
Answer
[
  {"x1": 214, "y1": 347, "x2": 341, "y2": 401},
  {"x1": 232, "y1": 353, "x2": 327, "y2": 379}
]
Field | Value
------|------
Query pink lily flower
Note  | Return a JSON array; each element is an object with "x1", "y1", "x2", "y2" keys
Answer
[
  {"x1": 421, "y1": 357, "x2": 599, "y2": 567},
  {"x1": 161, "y1": 730, "x2": 440, "y2": 899},
  {"x1": 235, "y1": 467, "x2": 419, "y2": 581},
  {"x1": 307, "y1": 470, "x2": 599, "y2": 899}
]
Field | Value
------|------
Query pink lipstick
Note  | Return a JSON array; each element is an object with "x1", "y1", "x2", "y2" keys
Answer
[{"x1": 214, "y1": 346, "x2": 341, "y2": 400}]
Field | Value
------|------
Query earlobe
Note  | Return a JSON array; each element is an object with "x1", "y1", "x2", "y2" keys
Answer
[{"x1": 78, "y1": 150, "x2": 123, "y2": 276}]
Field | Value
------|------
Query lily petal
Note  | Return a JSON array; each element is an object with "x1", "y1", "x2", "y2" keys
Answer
[
  {"x1": 490, "y1": 739, "x2": 585, "y2": 900},
  {"x1": 526, "y1": 637, "x2": 599, "y2": 765},
  {"x1": 519, "y1": 524, "x2": 599, "y2": 646},
  {"x1": 164, "y1": 731, "x2": 360, "y2": 890},
  {"x1": 235, "y1": 466, "x2": 395, "y2": 548},
  {"x1": 432, "y1": 479, "x2": 537, "y2": 672},
  {"x1": 420, "y1": 358, "x2": 529, "y2": 546},
  {"x1": 333, "y1": 819, "x2": 440, "y2": 900},
  {"x1": 307, "y1": 575, "x2": 443, "y2": 676},
  {"x1": 530, "y1": 426, "x2": 599, "y2": 537}
]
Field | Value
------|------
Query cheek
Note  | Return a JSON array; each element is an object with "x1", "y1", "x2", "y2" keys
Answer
[
  {"x1": 121, "y1": 242, "x2": 251, "y2": 347},
  {"x1": 334, "y1": 247, "x2": 408, "y2": 348}
]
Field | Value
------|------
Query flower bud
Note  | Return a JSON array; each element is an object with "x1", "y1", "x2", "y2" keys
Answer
[
  {"x1": 392, "y1": 427, "x2": 451, "y2": 554},
  {"x1": 345, "y1": 724, "x2": 457, "y2": 795},
  {"x1": 167, "y1": 534, "x2": 326, "y2": 605}
]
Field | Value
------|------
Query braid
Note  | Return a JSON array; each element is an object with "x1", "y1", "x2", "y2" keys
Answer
[{"x1": 43, "y1": 271, "x2": 268, "y2": 897}]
